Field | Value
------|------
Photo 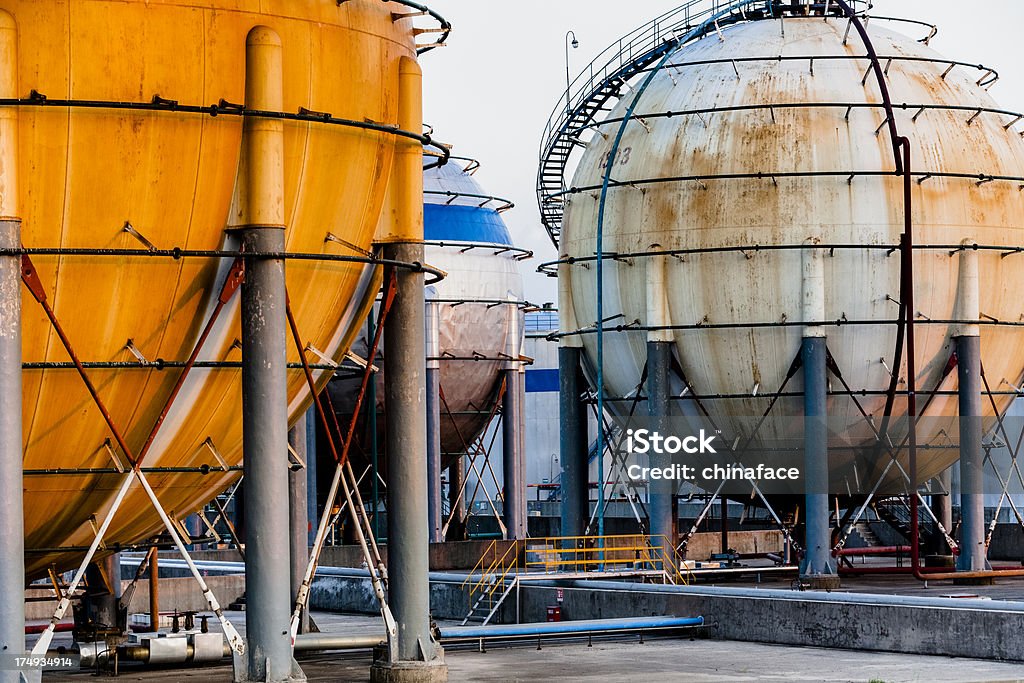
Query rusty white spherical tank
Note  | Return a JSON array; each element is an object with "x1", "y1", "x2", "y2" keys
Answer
[
  {"x1": 560, "y1": 16, "x2": 1024, "y2": 494},
  {"x1": 330, "y1": 155, "x2": 524, "y2": 467}
]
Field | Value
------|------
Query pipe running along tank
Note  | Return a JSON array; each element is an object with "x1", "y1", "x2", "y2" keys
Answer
[
  {"x1": 329, "y1": 154, "x2": 525, "y2": 477},
  {"x1": 4, "y1": 0, "x2": 447, "y2": 577},
  {"x1": 556, "y1": 1, "x2": 1024, "y2": 496}
]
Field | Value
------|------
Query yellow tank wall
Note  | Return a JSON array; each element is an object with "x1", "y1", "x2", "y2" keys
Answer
[{"x1": 1, "y1": 0, "x2": 414, "y2": 575}]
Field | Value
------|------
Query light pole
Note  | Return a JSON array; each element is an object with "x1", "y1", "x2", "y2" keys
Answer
[{"x1": 565, "y1": 30, "x2": 579, "y2": 118}]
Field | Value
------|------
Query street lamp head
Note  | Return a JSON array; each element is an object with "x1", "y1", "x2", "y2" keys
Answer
[{"x1": 571, "y1": 37, "x2": 579, "y2": 49}]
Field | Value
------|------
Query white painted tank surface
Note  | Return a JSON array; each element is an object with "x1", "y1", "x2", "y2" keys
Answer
[
  {"x1": 330, "y1": 156, "x2": 525, "y2": 463},
  {"x1": 560, "y1": 15, "x2": 1024, "y2": 494}
]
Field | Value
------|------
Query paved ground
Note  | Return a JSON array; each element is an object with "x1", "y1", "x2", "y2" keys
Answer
[
  {"x1": 38, "y1": 612, "x2": 1024, "y2": 682},
  {"x1": 42, "y1": 636, "x2": 1024, "y2": 682}
]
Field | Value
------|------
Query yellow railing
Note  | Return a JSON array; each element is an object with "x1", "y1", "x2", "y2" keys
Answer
[
  {"x1": 462, "y1": 539, "x2": 521, "y2": 613},
  {"x1": 462, "y1": 535, "x2": 690, "y2": 616},
  {"x1": 523, "y1": 534, "x2": 688, "y2": 584}
]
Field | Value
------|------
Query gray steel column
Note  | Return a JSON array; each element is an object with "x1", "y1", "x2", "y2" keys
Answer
[
  {"x1": 559, "y1": 347, "x2": 589, "y2": 538},
  {"x1": 382, "y1": 241, "x2": 437, "y2": 662},
  {"x1": 82, "y1": 555, "x2": 120, "y2": 630},
  {"x1": 0, "y1": 218, "x2": 22, "y2": 677},
  {"x1": 241, "y1": 225, "x2": 294, "y2": 681},
  {"x1": 425, "y1": 291, "x2": 442, "y2": 543},
  {"x1": 0, "y1": 10, "x2": 23, "y2": 674},
  {"x1": 800, "y1": 336, "x2": 837, "y2": 585},
  {"x1": 288, "y1": 419, "x2": 309, "y2": 634},
  {"x1": 502, "y1": 299, "x2": 526, "y2": 540},
  {"x1": 502, "y1": 369, "x2": 526, "y2": 540},
  {"x1": 237, "y1": 26, "x2": 298, "y2": 682},
  {"x1": 956, "y1": 334, "x2": 986, "y2": 572},
  {"x1": 304, "y1": 407, "x2": 318, "y2": 547},
  {"x1": 447, "y1": 457, "x2": 466, "y2": 541},
  {"x1": 646, "y1": 341, "x2": 675, "y2": 549}
]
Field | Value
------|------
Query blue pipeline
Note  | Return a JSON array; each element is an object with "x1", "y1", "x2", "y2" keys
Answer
[{"x1": 439, "y1": 615, "x2": 704, "y2": 639}]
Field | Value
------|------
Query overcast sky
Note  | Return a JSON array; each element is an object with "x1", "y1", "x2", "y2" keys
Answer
[{"x1": 420, "y1": 1, "x2": 1024, "y2": 305}]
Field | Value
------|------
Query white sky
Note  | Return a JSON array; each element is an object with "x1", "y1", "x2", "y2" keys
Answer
[{"x1": 420, "y1": 1, "x2": 1024, "y2": 305}]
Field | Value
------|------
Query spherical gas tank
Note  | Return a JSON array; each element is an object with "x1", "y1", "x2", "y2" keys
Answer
[
  {"x1": 329, "y1": 155, "x2": 524, "y2": 469},
  {"x1": 4, "y1": 0, "x2": 423, "y2": 576},
  {"x1": 424, "y1": 157, "x2": 525, "y2": 456},
  {"x1": 561, "y1": 15, "x2": 1024, "y2": 494}
]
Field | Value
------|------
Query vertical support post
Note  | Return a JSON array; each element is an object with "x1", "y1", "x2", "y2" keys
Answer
[
  {"x1": 930, "y1": 467, "x2": 953, "y2": 559},
  {"x1": 149, "y1": 549, "x2": 159, "y2": 632},
  {"x1": 371, "y1": 55, "x2": 446, "y2": 682},
  {"x1": 502, "y1": 298, "x2": 526, "y2": 540},
  {"x1": 447, "y1": 457, "x2": 466, "y2": 541},
  {"x1": 87, "y1": 553, "x2": 121, "y2": 630},
  {"x1": 305, "y1": 407, "x2": 318, "y2": 547},
  {"x1": 236, "y1": 25, "x2": 301, "y2": 683},
  {"x1": 953, "y1": 243, "x2": 986, "y2": 575},
  {"x1": 288, "y1": 420, "x2": 309, "y2": 634},
  {"x1": 0, "y1": 12, "x2": 23, "y2": 678},
  {"x1": 956, "y1": 334, "x2": 985, "y2": 571},
  {"x1": 720, "y1": 500, "x2": 729, "y2": 555},
  {"x1": 799, "y1": 241, "x2": 838, "y2": 588},
  {"x1": 558, "y1": 347, "x2": 589, "y2": 539},
  {"x1": 367, "y1": 308, "x2": 381, "y2": 540},
  {"x1": 645, "y1": 253, "x2": 676, "y2": 552},
  {"x1": 558, "y1": 245, "x2": 590, "y2": 543},
  {"x1": 646, "y1": 341, "x2": 675, "y2": 551},
  {"x1": 425, "y1": 289, "x2": 442, "y2": 543}
]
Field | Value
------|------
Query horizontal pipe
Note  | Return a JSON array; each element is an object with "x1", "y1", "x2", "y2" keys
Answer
[
  {"x1": 293, "y1": 633, "x2": 385, "y2": 651},
  {"x1": 439, "y1": 616, "x2": 704, "y2": 640}
]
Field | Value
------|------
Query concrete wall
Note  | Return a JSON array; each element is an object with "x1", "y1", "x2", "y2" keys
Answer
[
  {"x1": 25, "y1": 575, "x2": 246, "y2": 621},
  {"x1": 516, "y1": 582, "x2": 1024, "y2": 662},
  {"x1": 308, "y1": 574, "x2": 473, "y2": 622},
  {"x1": 685, "y1": 530, "x2": 783, "y2": 559}
]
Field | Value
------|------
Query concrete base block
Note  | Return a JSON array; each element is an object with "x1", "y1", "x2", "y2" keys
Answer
[
  {"x1": 924, "y1": 554, "x2": 955, "y2": 568},
  {"x1": 800, "y1": 574, "x2": 841, "y2": 590},
  {"x1": 369, "y1": 659, "x2": 448, "y2": 683},
  {"x1": 953, "y1": 575, "x2": 996, "y2": 586}
]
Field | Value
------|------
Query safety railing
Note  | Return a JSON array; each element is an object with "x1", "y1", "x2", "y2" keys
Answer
[
  {"x1": 524, "y1": 534, "x2": 690, "y2": 584},
  {"x1": 462, "y1": 539, "x2": 522, "y2": 616}
]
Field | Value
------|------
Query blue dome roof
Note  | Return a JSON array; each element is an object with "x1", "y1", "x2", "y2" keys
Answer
[{"x1": 423, "y1": 157, "x2": 513, "y2": 246}]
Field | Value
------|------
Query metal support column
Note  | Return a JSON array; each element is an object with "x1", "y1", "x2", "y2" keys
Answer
[
  {"x1": 236, "y1": 25, "x2": 301, "y2": 683},
  {"x1": 502, "y1": 299, "x2": 526, "y2": 540},
  {"x1": 305, "y1": 407, "x2": 318, "y2": 547},
  {"x1": 288, "y1": 420, "x2": 309, "y2": 634},
  {"x1": 370, "y1": 55, "x2": 446, "y2": 682},
  {"x1": 954, "y1": 244, "x2": 987, "y2": 575},
  {"x1": 0, "y1": 12, "x2": 24, "y2": 679},
  {"x1": 956, "y1": 334, "x2": 986, "y2": 572},
  {"x1": 81, "y1": 553, "x2": 121, "y2": 631},
  {"x1": 559, "y1": 347, "x2": 589, "y2": 538},
  {"x1": 447, "y1": 457, "x2": 466, "y2": 541},
  {"x1": 646, "y1": 340, "x2": 675, "y2": 550},
  {"x1": 800, "y1": 242, "x2": 838, "y2": 588},
  {"x1": 149, "y1": 549, "x2": 159, "y2": 632},
  {"x1": 644, "y1": 252, "x2": 677, "y2": 552},
  {"x1": 930, "y1": 467, "x2": 953, "y2": 560},
  {"x1": 425, "y1": 290, "x2": 442, "y2": 543}
]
